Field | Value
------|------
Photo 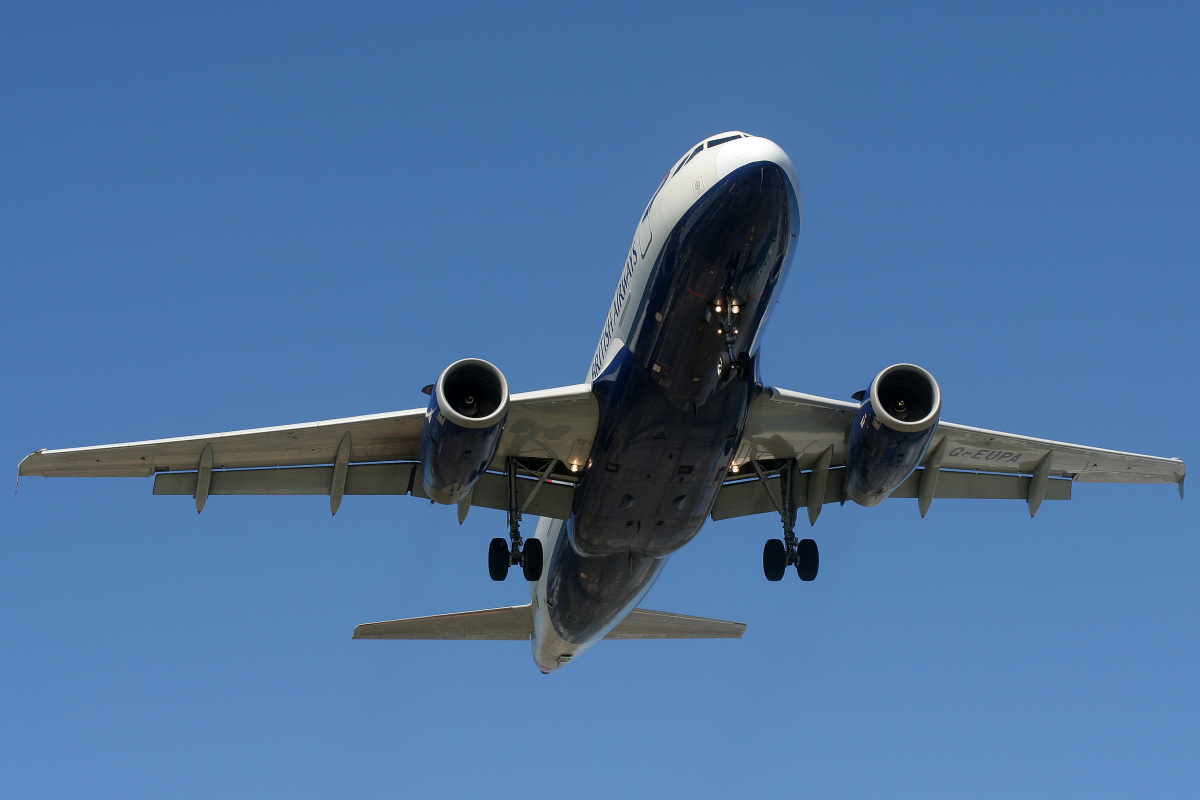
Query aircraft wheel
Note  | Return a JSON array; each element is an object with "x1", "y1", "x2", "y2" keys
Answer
[
  {"x1": 735, "y1": 352, "x2": 752, "y2": 381},
  {"x1": 717, "y1": 354, "x2": 731, "y2": 382},
  {"x1": 488, "y1": 537, "x2": 510, "y2": 581},
  {"x1": 796, "y1": 538, "x2": 819, "y2": 581},
  {"x1": 522, "y1": 538, "x2": 543, "y2": 582},
  {"x1": 763, "y1": 538, "x2": 786, "y2": 581}
]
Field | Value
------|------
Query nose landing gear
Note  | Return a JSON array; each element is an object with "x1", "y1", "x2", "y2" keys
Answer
[{"x1": 710, "y1": 296, "x2": 751, "y2": 383}]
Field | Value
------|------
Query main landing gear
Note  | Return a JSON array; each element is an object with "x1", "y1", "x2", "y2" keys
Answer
[
  {"x1": 488, "y1": 458, "x2": 544, "y2": 582},
  {"x1": 761, "y1": 460, "x2": 819, "y2": 582},
  {"x1": 488, "y1": 537, "x2": 541, "y2": 582},
  {"x1": 762, "y1": 536, "x2": 818, "y2": 582}
]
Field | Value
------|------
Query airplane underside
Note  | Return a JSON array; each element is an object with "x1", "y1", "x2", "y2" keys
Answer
[
  {"x1": 532, "y1": 161, "x2": 800, "y2": 666},
  {"x1": 19, "y1": 131, "x2": 1184, "y2": 674}
]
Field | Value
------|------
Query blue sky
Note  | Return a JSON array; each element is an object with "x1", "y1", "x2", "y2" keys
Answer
[{"x1": 2, "y1": 2, "x2": 1197, "y2": 797}]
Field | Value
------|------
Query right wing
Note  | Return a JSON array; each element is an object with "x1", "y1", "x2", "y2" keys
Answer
[
  {"x1": 713, "y1": 386, "x2": 1185, "y2": 520},
  {"x1": 739, "y1": 386, "x2": 1185, "y2": 486}
]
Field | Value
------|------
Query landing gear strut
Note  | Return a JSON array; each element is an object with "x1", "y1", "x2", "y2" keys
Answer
[
  {"x1": 761, "y1": 460, "x2": 819, "y2": 582},
  {"x1": 710, "y1": 295, "x2": 749, "y2": 383},
  {"x1": 488, "y1": 458, "x2": 544, "y2": 582}
]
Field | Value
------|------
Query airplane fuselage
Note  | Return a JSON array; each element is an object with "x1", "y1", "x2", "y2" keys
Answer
[{"x1": 530, "y1": 133, "x2": 802, "y2": 671}]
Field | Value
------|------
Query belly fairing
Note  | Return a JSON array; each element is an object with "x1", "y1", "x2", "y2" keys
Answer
[
  {"x1": 569, "y1": 345, "x2": 756, "y2": 558},
  {"x1": 543, "y1": 522, "x2": 668, "y2": 645}
]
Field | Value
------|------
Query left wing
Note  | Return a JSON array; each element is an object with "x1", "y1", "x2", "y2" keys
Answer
[
  {"x1": 17, "y1": 384, "x2": 598, "y2": 518},
  {"x1": 18, "y1": 384, "x2": 597, "y2": 478},
  {"x1": 714, "y1": 386, "x2": 1185, "y2": 520}
]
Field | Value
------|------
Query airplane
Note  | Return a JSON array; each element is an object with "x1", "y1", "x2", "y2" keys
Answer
[{"x1": 18, "y1": 131, "x2": 1186, "y2": 673}]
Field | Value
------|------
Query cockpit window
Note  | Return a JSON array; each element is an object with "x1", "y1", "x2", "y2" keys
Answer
[
  {"x1": 672, "y1": 143, "x2": 705, "y2": 177},
  {"x1": 641, "y1": 172, "x2": 669, "y2": 221},
  {"x1": 707, "y1": 135, "x2": 742, "y2": 148}
]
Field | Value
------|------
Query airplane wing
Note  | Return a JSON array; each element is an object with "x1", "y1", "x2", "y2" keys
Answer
[
  {"x1": 713, "y1": 386, "x2": 1185, "y2": 520},
  {"x1": 17, "y1": 384, "x2": 598, "y2": 519}
]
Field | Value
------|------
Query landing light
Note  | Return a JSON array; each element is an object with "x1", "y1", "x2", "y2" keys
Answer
[
  {"x1": 730, "y1": 463, "x2": 740, "y2": 474},
  {"x1": 732, "y1": 305, "x2": 740, "y2": 314},
  {"x1": 714, "y1": 303, "x2": 723, "y2": 313},
  {"x1": 570, "y1": 463, "x2": 580, "y2": 473}
]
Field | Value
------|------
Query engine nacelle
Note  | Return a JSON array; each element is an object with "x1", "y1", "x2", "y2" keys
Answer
[
  {"x1": 845, "y1": 363, "x2": 942, "y2": 507},
  {"x1": 420, "y1": 358, "x2": 510, "y2": 505}
]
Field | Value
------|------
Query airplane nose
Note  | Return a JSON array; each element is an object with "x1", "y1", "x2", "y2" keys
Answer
[{"x1": 714, "y1": 136, "x2": 797, "y2": 188}]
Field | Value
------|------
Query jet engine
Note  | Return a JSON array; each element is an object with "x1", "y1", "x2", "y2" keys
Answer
[
  {"x1": 420, "y1": 358, "x2": 510, "y2": 504},
  {"x1": 845, "y1": 363, "x2": 941, "y2": 507}
]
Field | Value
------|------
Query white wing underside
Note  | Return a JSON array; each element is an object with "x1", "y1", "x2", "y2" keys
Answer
[
  {"x1": 18, "y1": 384, "x2": 599, "y2": 478},
  {"x1": 18, "y1": 383, "x2": 1184, "y2": 518},
  {"x1": 743, "y1": 388, "x2": 1185, "y2": 488}
]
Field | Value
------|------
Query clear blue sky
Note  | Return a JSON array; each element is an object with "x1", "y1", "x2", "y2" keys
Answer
[{"x1": 3, "y1": 3, "x2": 1196, "y2": 797}]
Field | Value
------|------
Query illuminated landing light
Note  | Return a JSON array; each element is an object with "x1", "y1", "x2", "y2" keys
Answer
[
  {"x1": 569, "y1": 462, "x2": 580, "y2": 473},
  {"x1": 731, "y1": 304, "x2": 740, "y2": 314},
  {"x1": 730, "y1": 463, "x2": 740, "y2": 474},
  {"x1": 732, "y1": 328, "x2": 739, "y2": 335},
  {"x1": 714, "y1": 303, "x2": 723, "y2": 313},
  {"x1": 717, "y1": 328, "x2": 724, "y2": 334}
]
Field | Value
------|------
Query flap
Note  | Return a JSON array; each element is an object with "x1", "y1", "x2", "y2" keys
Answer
[
  {"x1": 712, "y1": 467, "x2": 1074, "y2": 520},
  {"x1": 152, "y1": 464, "x2": 576, "y2": 520}
]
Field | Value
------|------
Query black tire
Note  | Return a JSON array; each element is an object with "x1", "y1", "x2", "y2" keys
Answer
[
  {"x1": 522, "y1": 538, "x2": 544, "y2": 582},
  {"x1": 717, "y1": 354, "x2": 731, "y2": 383},
  {"x1": 763, "y1": 539, "x2": 786, "y2": 581},
  {"x1": 735, "y1": 352, "x2": 752, "y2": 382},
  {"x1": 796, "y1": 538, "x2": 819, "y2": 581},
  {"x1": 488, "y1": 537, "x2": 510, "y2": 581}
]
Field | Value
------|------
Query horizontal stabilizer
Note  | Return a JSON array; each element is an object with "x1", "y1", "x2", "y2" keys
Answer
[
  {"x1": 606, "y1": 608, "x2": 746, "y2": 639},
  {"x1": 353, "y1": 605, "x2": 533, "y2": 640},
  {"x1": 352, "y1": 605, "x2": 746, "y2": 641}
]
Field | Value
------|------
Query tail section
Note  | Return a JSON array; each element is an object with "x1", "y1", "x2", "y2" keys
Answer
[{"x1": 352, "y1": 605, "x2": 745, "y2": 641}]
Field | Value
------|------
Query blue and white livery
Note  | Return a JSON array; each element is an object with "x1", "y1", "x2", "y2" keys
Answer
[{"x1": 19, "y1": 133, "x2": 1186, "y2": 673}]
